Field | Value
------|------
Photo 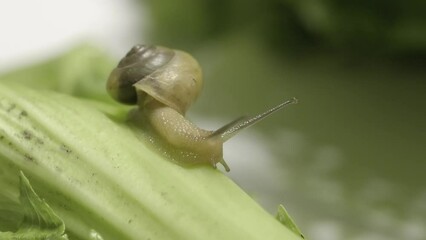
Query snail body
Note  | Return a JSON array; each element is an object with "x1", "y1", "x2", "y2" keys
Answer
[{"x1": 107, "y1": 44, "x2": 297, "y2": 171}]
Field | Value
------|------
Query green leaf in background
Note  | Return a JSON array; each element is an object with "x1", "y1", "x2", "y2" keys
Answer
[
  {"x1": 0, "y1": 44, "x2": 113, "y2": 102},
  {"x1": 0, "y1": 44, "x2": 130, "y2": 119},
  {"x1": 0, "y1": 172, "x2": 68, "y2": 240}
]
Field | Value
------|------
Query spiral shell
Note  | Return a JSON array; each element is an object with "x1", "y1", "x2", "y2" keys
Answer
[{"x1": 107, "y1": 44, "x2": 203, "y2": 115}]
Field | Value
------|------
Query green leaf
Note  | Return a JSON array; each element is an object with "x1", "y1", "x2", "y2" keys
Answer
[
  {"x1": 0, "y1": 45, "x2": 112, "y2": 101},
  {"x1": 0, "y1": 81, "x2": 302, "y2": 239},
  {"x1": 0, "y1": 171, "x2": 68, "y2": 239},
  {"x1": 0, "y1": 44, "x2": 130, "y2": 119},
  {"x1": 276, "y1": 204, "x2": 305, "y2": 239},
  {"x1": 0, "y1": 40, "x2": 305, "y2": 239}
]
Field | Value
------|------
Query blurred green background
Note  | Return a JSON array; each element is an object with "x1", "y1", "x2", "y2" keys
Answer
[
  {"x1": 1, "y1": 0, "x2": 425, "y2": 239},
  {"x1": 144, "y1": 1, "x2": 426, "y2": 239}
]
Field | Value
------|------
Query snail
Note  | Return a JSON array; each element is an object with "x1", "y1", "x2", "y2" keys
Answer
[{"x1": 107, "y1": 44, "x2": 297, "y2": 172}]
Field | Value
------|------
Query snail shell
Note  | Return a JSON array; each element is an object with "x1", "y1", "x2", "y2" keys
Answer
[
  {"x1": 107, "y1": 44, "x2": 202, "y2": 115},
  {"x1": 107, "y1": 44, "x2": 297, "y2": 171}
]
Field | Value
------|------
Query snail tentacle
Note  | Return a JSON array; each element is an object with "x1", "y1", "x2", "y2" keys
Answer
[{"x1": 212, "y1": 97, "x2": 299, "y2": 142}]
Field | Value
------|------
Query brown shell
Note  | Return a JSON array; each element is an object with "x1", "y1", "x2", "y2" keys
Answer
[{"x1": 107, "y1": 44, "x2": 203, "y2": 115}]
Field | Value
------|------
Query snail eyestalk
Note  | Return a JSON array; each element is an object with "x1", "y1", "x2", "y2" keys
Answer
[{"x1": 213, "y1": 97, "x2": 298, "y2": 142}]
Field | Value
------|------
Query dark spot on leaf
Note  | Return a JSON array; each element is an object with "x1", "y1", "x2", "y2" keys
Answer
[
  {"x1": 24, "y1": 154, "x2": 34, "y2": 162},
  {"x1": 22, "y1": 130, "x2": 32, "y2": 140},
  {"x1": 20, "y1": 111, "x2": 28, "y2": 117},
  {"x1": 60, "y1": 144, "x2": 72, "y2": 154},
  {"x1": 128, "y1": 219, "x2": 133, "y2": 224}
]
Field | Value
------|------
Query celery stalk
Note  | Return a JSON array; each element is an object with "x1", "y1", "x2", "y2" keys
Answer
[{"x1": 0, "y1": 83, "x2": 301, "y2": 239}]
